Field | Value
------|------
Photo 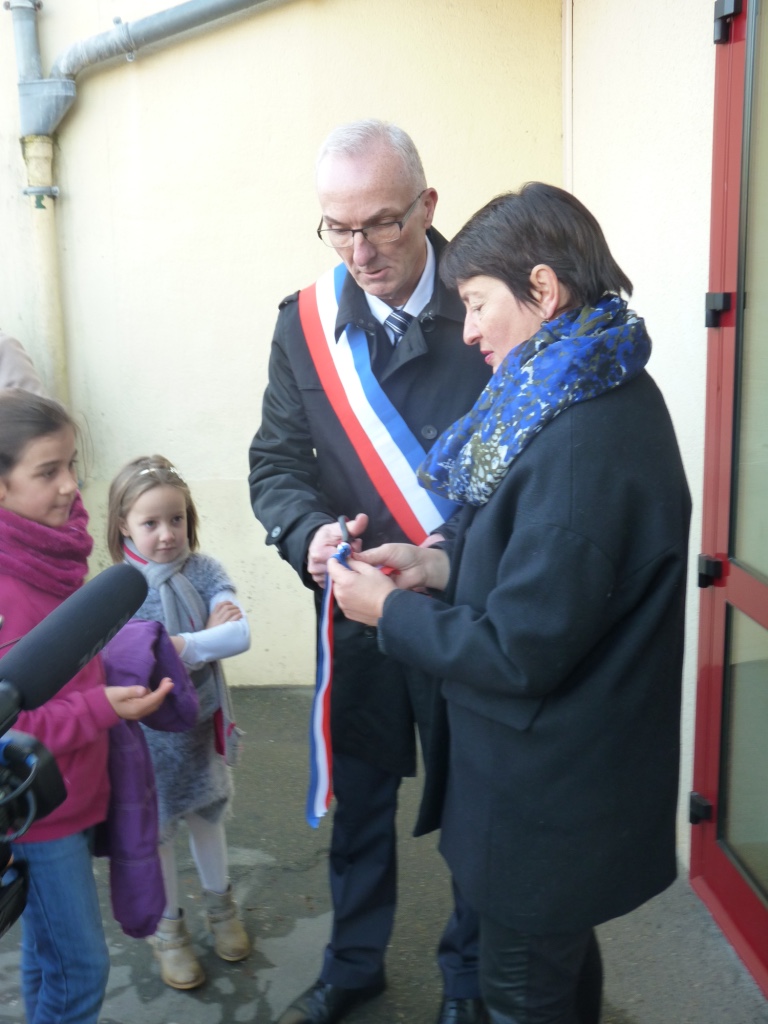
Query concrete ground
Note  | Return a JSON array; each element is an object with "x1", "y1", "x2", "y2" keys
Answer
[{"x1": 2, "y1": 686, "x2": 768, "y2": 1024}]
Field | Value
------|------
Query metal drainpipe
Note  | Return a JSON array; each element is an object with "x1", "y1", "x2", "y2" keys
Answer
[
  {"x1": 8, "y1": 0, "x2": 279, "y2": 140},
  {"x1": 6, "y1": 0, "x2": 70, "y2": 400},
  {"x1": 5, "y1": 0, "x2": 278, "y2": 399},
  {"x1": 20, "y1": 135, "x2": 69, "y2": 404},
  {"x1": 50, "y1": 0, "x2": 276, "y2": 88}
]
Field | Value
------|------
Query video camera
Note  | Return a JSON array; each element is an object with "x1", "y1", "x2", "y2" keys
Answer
[
  {"x1": 0, "y1": 564, "x2": 148, "y2": 938},
  {"x1": 0, "y1": 730, "x2": 66, "y2": 935}
]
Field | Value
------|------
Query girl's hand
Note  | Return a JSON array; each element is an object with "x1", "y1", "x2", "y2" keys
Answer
[
  {"x1": 106, "y1": 678, "x2": 174, "y2": 720},
  {"x1": 354, "y1": 543, "x2": 451, "y2": 593},
  {"x1": 327, "y1": 557, "x2": 397, "y2": 626},
  {"x1": 206, "y1": 601, "x2": 243, "y2": 628}
]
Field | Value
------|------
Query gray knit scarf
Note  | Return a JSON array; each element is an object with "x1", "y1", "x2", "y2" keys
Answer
[{"x1": 123, "y1": 538, "x2": 241, "y2": 765}]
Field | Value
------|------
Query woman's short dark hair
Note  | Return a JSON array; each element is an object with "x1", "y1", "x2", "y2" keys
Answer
[
  {"x1": 0, "y1": 390, "x2": 75, "y2": 477},
  {"x1": 440, "y1": 182, "x2": 632, "y2": 308}
]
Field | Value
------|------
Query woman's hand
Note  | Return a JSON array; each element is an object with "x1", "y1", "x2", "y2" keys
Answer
[
  {"x1": 354, "y1": 543, "x2": 451, "y2": 593},
  {"x1": 106, "y1": 677, "x2": 174, "y2": 720},
  {"x1": 206, "y1": 600, "x2": 242, "y2": 628},
  {"x1": 327, "y1": 557, "x2": 396, "y2": 626}
]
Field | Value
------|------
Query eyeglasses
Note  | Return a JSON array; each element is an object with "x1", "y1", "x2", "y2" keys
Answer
[{"x1": 317, "y1": 190, "x2": 426, "y2": 249}]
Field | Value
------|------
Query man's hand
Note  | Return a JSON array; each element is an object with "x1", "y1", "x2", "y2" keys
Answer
[
  {"x1": 307, "y1": 513, "x2": 369, "y2": 586},
  {"x1": 327, "y1": 556, "x2": 396, "y2": 626},
  {"x1": 354, "y1": 543, "x2": 451, "y2": 593},
  {"x1": 106, "y1": 677, "x2": 174, "y2": 720}
]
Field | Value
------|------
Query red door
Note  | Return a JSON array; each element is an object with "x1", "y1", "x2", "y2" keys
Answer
[{"x1": 691, "y1": 0, "x2": 768, "y2": 997}]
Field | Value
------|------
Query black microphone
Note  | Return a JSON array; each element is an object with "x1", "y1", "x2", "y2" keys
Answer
[{"x1": 0, "y1": 563, "x2": 148, "y2": 734}]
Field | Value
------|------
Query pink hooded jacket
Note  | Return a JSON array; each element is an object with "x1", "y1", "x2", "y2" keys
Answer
[{"x1": 2, "y1": 572, "x2": 118, "y2": 843}]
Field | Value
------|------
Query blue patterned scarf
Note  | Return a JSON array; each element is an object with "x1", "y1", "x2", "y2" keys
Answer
[{"x1": 418, "y1": 295, "x2": 651, "y2": 507}]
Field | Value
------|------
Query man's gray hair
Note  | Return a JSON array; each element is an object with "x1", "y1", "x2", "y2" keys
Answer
[{"x1": 316, "y1": 119, "x2": 427, "y2": 192}]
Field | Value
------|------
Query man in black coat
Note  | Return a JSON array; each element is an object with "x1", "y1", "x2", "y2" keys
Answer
[{"x1": 248, "y1": 120, "x2": 490, "y2": 1024}]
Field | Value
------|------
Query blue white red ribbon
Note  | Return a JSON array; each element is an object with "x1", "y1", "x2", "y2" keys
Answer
[{"x1": 306, "y1": 541, "x2": 351, "y2": 827}]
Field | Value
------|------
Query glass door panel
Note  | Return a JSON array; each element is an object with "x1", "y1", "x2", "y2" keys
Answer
[
  {"x1": 733, "y1": 0, "x2": 768, "y2": 579},
  {"x1": 722, "y1": 606, "x2": 768, "y2": 898}
]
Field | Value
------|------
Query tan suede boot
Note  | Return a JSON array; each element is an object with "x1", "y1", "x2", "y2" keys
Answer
[
  {"x1": 203, "y1": 886, "x2": 250, "y2": 961},
  {"x1": 149, "y1": 911, "x2": 205, "y2": 989}
]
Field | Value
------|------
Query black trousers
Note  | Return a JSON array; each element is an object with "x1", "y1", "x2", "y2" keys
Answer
[
  {"x1": 479, "y1": 917, "x2": 603, "y2": 1024},
  {"x1": 320, "y1": 750, "x2": 480, "y2": 996}
]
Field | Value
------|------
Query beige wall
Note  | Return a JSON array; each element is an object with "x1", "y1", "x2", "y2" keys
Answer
[
  {"x1": 569, "y1": 0, "x2": 715, "y2": 864},
  {"x1": 0, "y1": 0, "x2": 720, "y2": 870},
  {"x1": 0, "y1": 0, "x2": 563, "y2": 687}
]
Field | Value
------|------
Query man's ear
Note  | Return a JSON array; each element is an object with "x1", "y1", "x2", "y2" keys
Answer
[
  {"x1": 529, "y1": 264, "x2": 565, "y2": 320},
  {"x1": 422, "y1": 187, "x2": 438, "y2": 230}
]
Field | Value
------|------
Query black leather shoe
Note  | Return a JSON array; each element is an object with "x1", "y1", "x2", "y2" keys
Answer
[
  {"x1": 277, "y1": 975, "x2": 386, "y2": 1024},
  {"x1": 436, "y1": 997, "x2": 491, "y2": 1024}
]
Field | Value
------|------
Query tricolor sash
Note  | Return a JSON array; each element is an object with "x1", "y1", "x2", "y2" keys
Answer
[
  {"x1": 299, "y1": 264, "x2": 459, "y2": 828},
  {"x1": 299, "y1": 263, "x2": 458, "y2": 543}
]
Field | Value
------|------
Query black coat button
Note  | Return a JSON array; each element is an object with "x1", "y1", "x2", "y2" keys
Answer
[{"x1": 421, "y1": 425, "x2": 438, "y2": 440}]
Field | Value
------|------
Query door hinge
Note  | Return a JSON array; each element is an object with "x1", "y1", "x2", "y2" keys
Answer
[
  {"x1": 714, "y1": 0, "x2": 742, "y2": 43},
  {"x1": 705, "y1": 291, "x2": 731, "y2": 327},
  {"x1": 690, "y1": 792, "x2": 714, "y2": 825},
  {"x1": 698, "y1": 554, "x2": 724, "y2": 588}
]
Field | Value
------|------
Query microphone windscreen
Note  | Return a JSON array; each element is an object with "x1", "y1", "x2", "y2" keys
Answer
[{"x1": 0, "y1": 563, "x2": 148, "y2": 710}]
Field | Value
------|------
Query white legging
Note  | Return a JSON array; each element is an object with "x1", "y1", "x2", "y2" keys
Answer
[{"x1": 159, "y1": 813, "x2": 229, "y2": 918}]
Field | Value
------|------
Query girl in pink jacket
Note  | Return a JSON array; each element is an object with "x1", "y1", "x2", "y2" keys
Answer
[{"x1": 0, "y1": 390, "x2": 171, "y2": 1024}]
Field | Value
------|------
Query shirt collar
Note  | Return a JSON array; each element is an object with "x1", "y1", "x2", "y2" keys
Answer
[
  {"x1": 364, "y1": 238, "x2": 436, "y2": 327},
  {"x1": 334, "y1": 229, "x2": 462, "y2": 338}
]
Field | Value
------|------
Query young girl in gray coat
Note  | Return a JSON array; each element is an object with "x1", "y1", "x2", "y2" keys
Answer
[{"x1": 107, "y1": 454, "x2": 250, "y2": 990}]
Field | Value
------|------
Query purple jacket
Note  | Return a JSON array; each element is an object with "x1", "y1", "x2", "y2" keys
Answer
[{"x1": 96, "y1": 619, "x2": 198, "y2": 938}]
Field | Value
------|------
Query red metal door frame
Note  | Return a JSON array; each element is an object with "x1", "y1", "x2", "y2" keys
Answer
[{"x1": 690, "y1": 0, "x2": 768, "y2": 997}]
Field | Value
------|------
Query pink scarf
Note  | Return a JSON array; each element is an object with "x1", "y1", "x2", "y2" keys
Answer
[{"x1": 0, "y1": 493, "x2": 93, "y2": 598}]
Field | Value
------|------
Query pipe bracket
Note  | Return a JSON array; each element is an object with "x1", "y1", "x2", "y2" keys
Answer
[{"x1": 23, "y1": 185, "x2": 59, "y2": 197}]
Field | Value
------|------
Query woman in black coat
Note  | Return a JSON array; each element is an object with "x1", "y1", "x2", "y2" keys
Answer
[{"x1": 329, "y1": 183, "x2": 692, "y2": 1024}]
